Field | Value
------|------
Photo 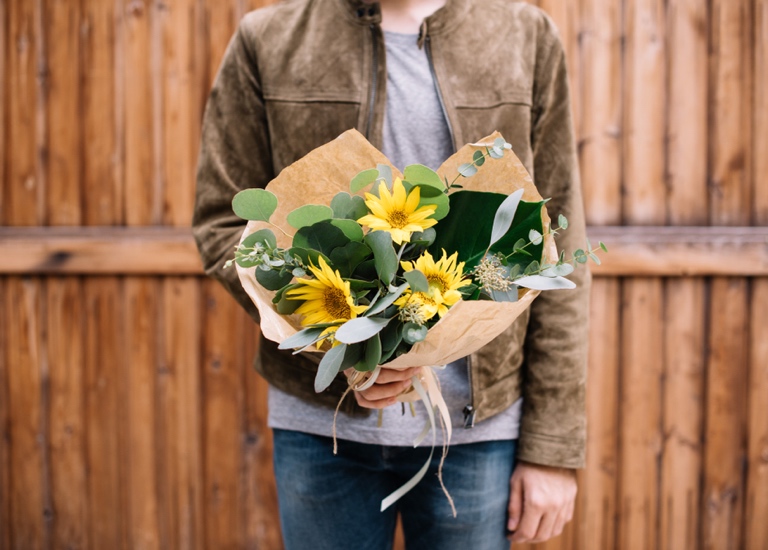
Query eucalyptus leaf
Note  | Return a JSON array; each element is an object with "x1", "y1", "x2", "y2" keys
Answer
[
  {"x1": 600, "y1": 241, "x2": 608, "y2": 253},
  {"x1": 589, "y1": 253, "x2": 601, "y2": 265},
  {"x1": 490, "y1": 286, "x2": 519, "y2": 302},
  {"x1": 529, "y1": 229, "x2": 543, "y2": 245},
  {"x1": 329, "y1": 219, "x2": 364, "y2": 242},
  {"x1": 489, "y1": 189, "x2": 524, "y2": 248},
  {"x1": 513, "y1": 275, "x2": 576, "y2": 290},
  {"x1": 255, "y1": 268, "x2": 294, "y2": 291},
  {"x1": 558, "y1": 214, "x2": 568, "y2": 230},
  {"x1": 278, "y1": 327, "x2": 327, "y2": 350},
  {"x1": 334, "y1": 316, "x2": 392, "y2": 345},
  {"x1": 377, "y1": 164, "x2": 393, "y2": 189},
  {"x1": 541, "y1": 263, "x2": 574, "y2": 277},
  {"x1": 293, "y1": 221, "x2": 350, "y2": 257},
  {"x1": 418, "y1": 191, "x2": 450, "y2": 221},
  {"x1": 365, "y1": 283, "x2": 409, "y2": 316},
  {"x1": 241, "y1": 228, "x2": 277, "y2": 250},
  {"x1": 331, "y1": 192, "x2": 368, "y2": 220},
  {"x1": 364, "y1": 231, "x2": 398, "y2": 285},
  {"x1": 232, "y1": 188, "x2": 278, "y2": 222},
  {"x1": 402, "y1": 322, "x2": 428, "y2": 344},
  {"x1": 489, "y1": 146, "x2": 504, "y2": 159},
  {"x1": 288, "y1": 247, "x2": 331, "y2": 268},
  {"x1": 403, "y1": 270, "x2": 429, "y2": 293},
  {"x1": 350, "y1": 168, "x2": 379, "y2": 193},
  {"x1": 286, "y1": 204, "x2": 334, "y2": 229},
  {"x1": 403, "y1": 164, "x2": 445, "y2": 193},
  {"x1": 458, "y1": 163, "x2": 478, "y2": 177},
  {"x1": 473, "y1": 150, "x2": 486, "y2": 166},
  {"x1": 493, "y1": 137, "x2": 506, "y2": 149},
  {"x1": 315, "y1": 344, "x2": 347, "y2": 393},
  {"x1": 329, "y1": 241, "x2": 371, "y2": 279},
  {"x1": 409, "y1": 227, "x2": 436, "y2": 246},
  {"x1": 356, "y1": 334, "x2": 382, "y2": 372}
]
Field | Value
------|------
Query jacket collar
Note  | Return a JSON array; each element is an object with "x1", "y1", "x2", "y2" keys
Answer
[{"x1": 334, "y1": 0, "x2": 472, "y2": 36}]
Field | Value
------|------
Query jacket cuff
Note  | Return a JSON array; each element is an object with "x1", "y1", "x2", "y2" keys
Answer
[{"x1": 516, "y1": 430, "x2": 585, "y2": 469}]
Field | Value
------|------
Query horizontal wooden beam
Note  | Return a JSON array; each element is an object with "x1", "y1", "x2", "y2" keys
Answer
[{"x1": 0, "y1": 226, "x2": 766, "y2": 276}]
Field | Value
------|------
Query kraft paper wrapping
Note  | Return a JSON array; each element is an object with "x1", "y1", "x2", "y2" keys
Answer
[{"x1": 236, "y1": 129, "x2": 557, "y2": 369}]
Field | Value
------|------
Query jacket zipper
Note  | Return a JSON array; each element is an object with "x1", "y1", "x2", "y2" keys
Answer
[
  {"x1": 366, "y1": 24, "x2": 378, "y2": 140},
  {"x1": 463, "y1": 355, "x2": 476, "y2": 428},
  {"x1": 424, "y1": 34, "x2": 456, "y2": 151}
]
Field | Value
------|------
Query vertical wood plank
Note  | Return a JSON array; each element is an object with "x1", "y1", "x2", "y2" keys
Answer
[
  {"x1": 622, "y1": 0, "x2": 667, "y2": 225},
  {"x1": 47, "y1": 277, "x2": 88, "y2": 550},
  {"x1": 666, "y1": 0, "x2": 709, "y2": 225},
  {"x1": 84, "y1": 277, "x2": 124, "y2": 548},
  {"x1": 81, "y1": 0, "x2": 122, "y2": 225},
  {"x1": 6, "y1": 0, "x2": 41, "y2": 225},
  {"x1": 571, "y1": 278, "x2": 619, "y2": 550},
  {"x1": 241, "y1": 324, "x2": 282, "y2": 549},
  {"x1": 161, "y1": 0, "x2": 198, "y2": 227},
  {"x1": 746, "y1": 278, "x2": 768, "y2": 549},
  {"x1": 0, "y1": 278, "x2": 8, "y2": 550},
  {"x1": 755, "y1": 0, "x2": 768, "y2": 231},
  {"x1": 202, "y1": 280, "x2": 246, "y2": 548},
  {"x1": 0, "y1": 0, "x2": 7, "y2": 226},
  {"x1": 203, "y1": 0, "x2": 238, "y2": 88},
  {"x1": 618, "y1": 278, "x2": 663, "y2": 550},
  {"x1": 6, "y1": 278, "x2": 48, "y2": 549},
  {"x1": 157, "y1": 277, "x2": 204, "y2": 550},
  {"x1": 43, "y1": 0, "x2": 82, "y2": 226},
  {"x1": 578, "y1": 0, "x2": 623, "y2": 225},
  {"x1": 124, "y1": 0, "x2": 157, "y2": 226},
  {"x1": 709, "y1": 0, "x2": 753, "y2": 226},
  {"x1": 124, "y1": 278, "x2": 161, "y2": 549},
  {"x1": 702, "y1": 278, "x2": 748, "y2": 550},
  {"x1": 659, "y1": 279, "x2": 705, "y2": 550}
]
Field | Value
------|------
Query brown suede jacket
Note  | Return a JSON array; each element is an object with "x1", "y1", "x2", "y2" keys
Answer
[{"x1": 192, "y1": 0, "x2": 591, "y2": 468}]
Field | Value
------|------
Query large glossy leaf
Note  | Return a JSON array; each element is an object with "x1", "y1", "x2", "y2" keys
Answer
[
  {"x1": 364, "y1": 231, "x2": 398, "y2": 285},
  {"x1": 429, "y1": 190, "x2": 544, "y2": 271},
  {"x1": 329, "y1": 241, "x2": 371, "y2": 279},
  {"x1": 292, "y1": 221, "x2": 350, "y2": 257}
]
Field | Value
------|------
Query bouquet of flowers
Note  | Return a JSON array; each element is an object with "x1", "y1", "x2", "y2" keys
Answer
[{"x1": 226, "y1": 129, "x2": 603, "y2": 512}]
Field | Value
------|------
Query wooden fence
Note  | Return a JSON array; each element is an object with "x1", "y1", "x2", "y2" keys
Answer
[{"x1": 0, "y1": 0, "x2": 766, "y2": 549}]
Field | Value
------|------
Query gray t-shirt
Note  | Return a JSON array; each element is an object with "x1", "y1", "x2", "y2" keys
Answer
[{"x1": 267, "y1": 30, "x2": 522, "y2": 446}]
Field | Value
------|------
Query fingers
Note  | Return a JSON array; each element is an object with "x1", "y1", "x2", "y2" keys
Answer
[
  {"x1": 507, "y1": 473, "x2": 523, "y2": 533},
  {"x1": 351, "y1": 367, "x2": 421, "y2": 409},
  {"x1": 510, "y1": 494, "x2": 543, "y2": 544}
]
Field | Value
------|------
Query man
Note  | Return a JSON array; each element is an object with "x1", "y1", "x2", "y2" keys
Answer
[{"x1": 192, "y1": 0, "x2": 590, "y2": 546}]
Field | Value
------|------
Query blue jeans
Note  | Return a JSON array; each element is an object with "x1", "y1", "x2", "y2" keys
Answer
[{"x1": 272, "y1": 429, "x2": 517, "y2": 550}]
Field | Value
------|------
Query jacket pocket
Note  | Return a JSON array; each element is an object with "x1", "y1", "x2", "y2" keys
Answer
[{"x1": 264, "y1": 91, "x2": 361, "y2": 172}]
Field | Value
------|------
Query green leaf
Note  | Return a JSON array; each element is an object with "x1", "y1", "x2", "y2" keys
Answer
[
  {"x1": 241, "y1": 228, "x2": 277, "y2": 250},
  {"x1": 380, "y1": 321, "x2": 403, "y2": 352},
  {"x1": 490, "y1": 286, "x2": 518, "y2": 302},
  {"x1": 377, "y1": 164, "x2": 393, "y2": 189},
  {"x1": 409, "y1": 228, "x2": 436, "y2": 247},
  {"x1": 558, "y1": 214, "x2": 568, "y2": 230},
  {"x1": 574, "y1": 249, "x2": 588, "y2": 264},
  {"x1": 364, "y1": 231, "x2": 398, "y2": 285},
  {"x1": 402, "y1": 322, "x2": 428, "y2": 344},
  {"x1": 278, "y1": 327, "x2": 327, "y2": 350},
  {"x1": 350, "y1": 168, "x2": 379, "y2": 193},
  {"x1": 286, "y1": 204, "x2": 334, "y2": 229},
  {"x1": 403, "y1": 164, "x2": 446, "y2": 195},
  {"x1": 315, "y1": 344, "x2": 347, "y2": 392},
  {"x1": 529, "y1": 229, "x2": 543, "y2": 245},
  {"x1": 274, "y1": 284, "x2": 303, "y2": 314},
  {"x1": 429, "y1": 191, "x2": 545, "y2": 272},
  {"x1": 255, "y1": 268, "x2": 293, "y2": 291},
  {"x1": 356, "y1": 334, "x2": 382, "y2": 372},
  {"x1": 589, "y1": 252, "x2": 602, "y2": 265},
  {"x1": 493, "y1": 137, "x2": 506, "y2": 149},
  {"x1": 458, "y1": 163, "x2": 478, "y2": 177},
  {"x1": 473, "y1": 150, "x2": 486, "y2": 166},
  {"x1": 288, "y1": 247, "x2": 331, "y2": 268},
  {"x1": 292, "y1": 221, "x2": 350, "y2": 257},
  {"x1": 403, "y1": 270, "x2": 429, "y2": 293},
  {"x1": 329, "y1": 241, "x2": 371, "y2": 279},
  {"x1": 600, "y1": 241, "x2": 609, "y2": 253},
  {"x1": 418, "y1": 191, "x2": 450, "y2": 221},
  {"x1": 329, "y1": 219, "x2": 364, "y2": 242},
  {"x1": 513, "y1": 275, "x2": 576, "y2": 290},
  {"x1": 232, "y1": 188, "x2": 278, "y2": 222},
  {"x1": 365, "y1": 283, "x2": 409, "y2": 316},
  {"x1": 489, "y1": 189, "x2": 524, "y2": 248},
  {"x1": 334, "y1": 316, "x2": 392, "y2": 345},
  {"x1": 402, "y1": 180, "x2": 444, "y2": 198},
  {"x1": 331, "y1": 192, "x2": 368, "y2": 220},
  {"x1": 513, "y1": 238, "x2": 527, "y2": 251},
  {"x1": 541, "y1": 263, "x2": 574, "y2": 277}
]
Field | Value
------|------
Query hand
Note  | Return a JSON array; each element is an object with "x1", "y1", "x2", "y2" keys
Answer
[
  {"x1": 345, "y1": 367, "x2": 421, "y2": 409},
  {"x1": 507, "y1": 461, "x2": 577, "y2": 544}
]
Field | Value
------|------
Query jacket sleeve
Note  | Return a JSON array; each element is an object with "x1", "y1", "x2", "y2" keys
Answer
[
  {"x1": 516, "y1": 19, "x2": 591, "y2": 469},
  {"x1": 191, "y1": 17, "x2": 272, "y2": 323}
]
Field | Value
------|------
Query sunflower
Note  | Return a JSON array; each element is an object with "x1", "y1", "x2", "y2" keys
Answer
[
  {"x1": 396, "y1": 250, "x2": 471, "y2": 319},
  {"x1": 286, "y1": 256, "x2": 367, "y2": 347},
  {"x1": 357, "y1": 178, "x2": 438, "y2": 245}
]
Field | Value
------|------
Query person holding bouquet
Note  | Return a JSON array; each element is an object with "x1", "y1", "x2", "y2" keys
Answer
[{"x1": 192, "y1": 0, "x2": 591, "y2": 547}]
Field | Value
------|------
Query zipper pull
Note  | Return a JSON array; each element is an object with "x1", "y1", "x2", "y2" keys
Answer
[{"x1": 463, "y1": 404, "x2": 476, "y2": 429}]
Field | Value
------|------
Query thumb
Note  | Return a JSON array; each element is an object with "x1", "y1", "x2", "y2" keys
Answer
[{"x1": 507, "y1": 473, "x2": 523, "y2": 532}]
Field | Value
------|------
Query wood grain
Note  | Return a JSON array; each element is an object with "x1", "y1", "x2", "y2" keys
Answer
[
  {"x1": 84, "y1": 277, "x2": 124, "y2": 548},
  {"x1": 618, "y1": 278, "x2": 663, "y2": 550},
  {"x1": 0, "y1": 279, "x2": 9, "y2": 550},
  {"x1": 756, "y1": 0, "x2": 768, "y2": 224},
  {"x1": 6, "y1": 278, "x2": 48, "y2": 549},
  {"x1": 701, "y1": 278, "x2": 749, "y2": 550},
  {"x1": 46, "y1": 277, "x2": 88, "y2": 550}
]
